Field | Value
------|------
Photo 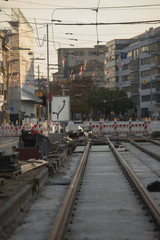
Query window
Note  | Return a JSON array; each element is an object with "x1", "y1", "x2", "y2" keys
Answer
[
  {"x1": 142, "y1": 95, "x2": 151, "y2": 102},
  {"x1": 133, "y1": 49, "x2": 139, "y2": 59},
  {"x1": 122, "y1": 76, "x2": 130, "y2": 82},
  {"x1": 141, "y1": 68, "x2": 160, "y2": 77},
  {"x1": 74, "y1": 60, "x2": 84, "y2": 66},
  {"x1": 141, "y1": 42, "x2": 159, "y2": 54},
  {"x1": 127, "y1": 51, "x2": 132, "y2": 58},
  {"x1": 74, "y1": 51, "x2": 84, "y2": 56},
  {"x1": 88, "y1": 51, "x2": 99, "y2": 56},
  {"x1": 141, "y1": 45, "x2": 149, "y2": 53},
  {"x1": 154, "y1": 94, "x2": 160, "y2": 102},
  {"x1": 141, "y1": 56, "x2": 160, "y2": 65}
]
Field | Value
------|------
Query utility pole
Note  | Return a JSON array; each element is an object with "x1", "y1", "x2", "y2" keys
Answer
[
  {"x1": 37, "y1": 65, "x2": 41, "y2": 119},
  {"x1": 150, "y1": 77, "x2": 153, "y2": 119},
  {"x1": 6, "y1": 61, "x2": 10, "y2": 125},
  {"x1": 47, "y1": 24, "x2": 50, "y2": 124}
]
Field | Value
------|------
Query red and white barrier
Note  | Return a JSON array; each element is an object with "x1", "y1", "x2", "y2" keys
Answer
[
  {"x1": 103, "y1": 123, "x2": 114, "y2": 135},
  {"x1": 117, "y1": 122, "x2": 129, "y2": 134},
  {"x1": 91, "y1": 119, "x2": 160, "y2": 135},
  {"x1": 114, "y1": 119, "x2": 118, "y2": 134},
  {"x1": 144, "y1": 118, "x2": 148, "y2": 134},
  {"x1": 0, "y1": 119, "x2": 160, "y2": 137},
  {"x1": 0, "y1": 124, "x2": 47, "y2": 137}
]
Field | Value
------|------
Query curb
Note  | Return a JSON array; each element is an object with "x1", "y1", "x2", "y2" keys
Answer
[
  {"x1": 0, "y1": 184, "x2": 32, "y2": 228},
  {"x1": 34, "y1": 167, "x2": 49, "y2": 191},
  {"x1": 0, "y1": 150, "x2": 68, "y2": 231},
  {"x1": 0, "y1": 167, "x2": 49, "y2": 229}
]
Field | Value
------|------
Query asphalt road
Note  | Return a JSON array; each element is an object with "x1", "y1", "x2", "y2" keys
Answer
[{"x1": 0, "y1": 136, "x2": 19, "y2": 155}]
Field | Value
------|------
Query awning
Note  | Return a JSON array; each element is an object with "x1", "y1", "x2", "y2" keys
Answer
[{"x1": 21, "y1": 89, "x2": 42, "y2": 103}]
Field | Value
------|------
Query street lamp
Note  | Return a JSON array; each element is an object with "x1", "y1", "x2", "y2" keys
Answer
[
  {"x1": 46, "y1": 24, "x2": 50, "y2": 127},
  {"x1": 11, "y1": 47, "x2": 31, "y2": 50},
  {"x1": 30, "y1": 58, "x2": 45, "y2": 61},
  {"x1": 68, "y1": 38, "x2": 78, "y2": 41},
  {"x1": 52, "y1": 19, "x2": 62, "y2": 22}
]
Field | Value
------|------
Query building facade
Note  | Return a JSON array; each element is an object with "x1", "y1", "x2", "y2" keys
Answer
[
  {"x1": 5, "y1": 9, "x2": 40, "y2": 124},
  {"x1": 104, "y1": 27, "x2": 160, "y2": 118},
  {"x1": 57, "y1": 45, "x2": 107, "y2": 87},
  {"x1": 0, "y1": 31, "x2": 11, "y2": 125}
]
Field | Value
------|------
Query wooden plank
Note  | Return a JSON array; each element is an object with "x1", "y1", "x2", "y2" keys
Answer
[{"x1": 21, "y1": 160, "x2": 47, "y2": 173}]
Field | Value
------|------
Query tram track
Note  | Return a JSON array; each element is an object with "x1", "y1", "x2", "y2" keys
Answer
[
  {"x1": 108, "y1": 137, "x2": 160, "y2": 230},
  {"x1": 47, "y1": 137, "x2": 160, "y2": 240},
  {"x1": 129, "y1": 139, "x2": 160, "y2": 162},
  {"x1": 121, "y1": 141, "x2": 160, "y2": 179},
  {"x1": 47, "y1": 141, "x2": 91, "y2": 240},
  {"x1": 8, "y1": 137, "x2": 160, "y2": 240}
]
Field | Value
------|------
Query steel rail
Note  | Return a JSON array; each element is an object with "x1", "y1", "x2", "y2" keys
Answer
[
  {"x1": 47, "y1": 140, "x2": 91, "y2": 240},
  {"x1": 150, "y1": 139, "x2": 160, "y2": 147},
  {"x1": 129, "y1": 139, "x2": 160, "y2": 162},
  {"x1": 107, "y1": 137, "x2": 160, "y2": 228}
]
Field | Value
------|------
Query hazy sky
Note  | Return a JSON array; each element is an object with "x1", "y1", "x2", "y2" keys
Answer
[{"x1": 1, "y1": 0, "x2": 160, "y2": 77}]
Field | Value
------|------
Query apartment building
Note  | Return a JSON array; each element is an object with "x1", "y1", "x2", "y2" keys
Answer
[
  {"x1": 0, "y1": 31, "x2": 11, "y2": 125},
  {"x1": 5, "y1": 9, "x2": 40, "y2": 124},
  {"x1": 57, "y1": 45, "x2": 107, "y2": 87},
  {"x1": 104, "y1": 27, "x2": 160, "y2": 118}
]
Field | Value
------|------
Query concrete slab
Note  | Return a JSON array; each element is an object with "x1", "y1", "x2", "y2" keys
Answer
[
  {"x1": 9, "y1": 185, "x2": 67, "y2": 240},
  {"x1": 74, "y1": 146, "x2": 86, "y2": 153},
  {"x1": 90, "y1": 145, "x2": 109, "y2": 152},
  {"x1": 8, "y1": 151, "x2": 82, "y2": 240},
  {"x1": 48, "y1": 178, "x2": 70, "y2": 185}
]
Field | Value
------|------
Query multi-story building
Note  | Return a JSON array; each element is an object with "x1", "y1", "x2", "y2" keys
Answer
[
  {"x1": 104, "y1": 27, "x2": 160, "y2": 118},
  {"x1": 0, "y1": 31, "x2": 11, "y2": 125},
  {"x1": 57, "y1": 45, "x2": 107, "y2": 87},
  {"x1": 4, "y1": 9, "x2": 40, "y2": 124},
  {"x1": 104, "y1": 39, "x2": 135, "y2": 90}
]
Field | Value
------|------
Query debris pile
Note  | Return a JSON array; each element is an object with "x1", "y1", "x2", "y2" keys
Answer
[
  {"x1": 0, "y1": 151, "x2": 20, "y2": 176},
  {"x1": 147, "y1": 180, "x2": 160, "y2": 192}
]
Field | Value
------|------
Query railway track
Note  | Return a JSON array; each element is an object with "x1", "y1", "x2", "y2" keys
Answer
[{"x1": 9, "y1": 137, "x2": 160, "y2": 240}]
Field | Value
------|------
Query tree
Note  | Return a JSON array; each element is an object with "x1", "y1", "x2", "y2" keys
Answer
[
  {"x1": 49, "y1": 81, "x2": 63, "y2": 95},
  {"x1": 50, "y1": 77, "x2": 97, "y2": 120},
  {"x1": 87, "y1": 87, "x2": 133, "y2": 120}
]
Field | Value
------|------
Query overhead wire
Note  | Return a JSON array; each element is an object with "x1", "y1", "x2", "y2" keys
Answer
[
  {"x1": 2, "y1": 10, "x2": 155, "y2": 50},
  {"x1": 1, "y1": 10, "x2": 48, "y2": 49},
  {"x1": 2, "y1": 4, "x2": 160, "y2": 76},
  {"x1": 54, "y1": 19, "x2": 160, "y2": 26},
  {"x1": 2, "y1": 3, "x2": 160, "y2": 9},
  {"x1": 1, "y1": 0, "x2": 71, "y2": 8},
  {"x1": 49, "y1": 4, "x2": 160, "y2": 52},
  {"x1": 96, "y1": 0, "x2": 100, "y2": 45},
  {"x1": 34, "y1": 18, "x2": 45, "y2": 47}
]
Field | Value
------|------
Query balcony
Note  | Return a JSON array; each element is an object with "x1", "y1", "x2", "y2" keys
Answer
[
  {"x1": 121, "y1": 69, "x2": 130, "y2": 76},
  {"x1": 121, "y1": 80, "x2": 130, "y2": 87}
]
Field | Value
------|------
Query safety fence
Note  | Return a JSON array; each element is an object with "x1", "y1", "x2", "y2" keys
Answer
[
  {"x1": 91, "y1": 119, "x2": 160, "y2": 135},
  {"x1": 0, "y1": 120, "x2": 160, "y2": 137},
  {"x1": 0, "y1": 122, "x2": 60, "y2": 137}
]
